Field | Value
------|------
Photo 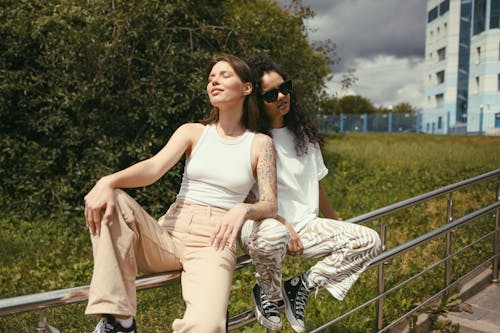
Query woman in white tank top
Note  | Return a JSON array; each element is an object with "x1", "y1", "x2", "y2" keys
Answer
[{"x1": 83, "y1": 55, "x2": 278, "y2": 333}]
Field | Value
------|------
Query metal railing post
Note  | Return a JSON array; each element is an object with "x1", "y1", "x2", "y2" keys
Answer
[
  {"x1": 493, "y1": 179, "x2": 500, "y2": 283},
  {"x1": 35, "y1": 310, "x2": 49, "y2": 332},
  {"x1": 445, "y1": 193, "x2": 454, "y2": 293},
  {"x1": 34, "y1": 310, "x2": 59, "y2": 332},
  {"x1": 376, "y1": 222, "x2": 387, "y2": 330},
  {"x1": 376, "y1": 262, "x2": 385, "y2": 331}
]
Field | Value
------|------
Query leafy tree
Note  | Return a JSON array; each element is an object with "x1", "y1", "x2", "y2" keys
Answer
[
  {"x1": 221, "y1": 0, "x2": 335, "y2": 108},
  {"x1": 318, "y1": 97, "x2": 340, "y2": 115},
  {"x1": 337, "y1": 95, "x2": 376, "y2": 114},
  {"x1": 376, "y1": 102, "x2": 417, "y2": 114},
  {"x1": 393, "y1": 102, "x2": 417, "y2": 114},
  {"x1": 0, "y1": 0, "x2": 334, "y2": 219}
]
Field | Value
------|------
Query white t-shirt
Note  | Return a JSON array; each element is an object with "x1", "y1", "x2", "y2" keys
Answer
[{"x1": 253, "y1": 127, "x2": 328, "y2": 232}]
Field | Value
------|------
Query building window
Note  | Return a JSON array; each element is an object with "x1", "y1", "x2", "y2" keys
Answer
[
  {"x1": 495, "y1": 113, "x2": 500, "y2": 128},
  {"x1": 498, "y1": 74, "x2": 500, "y2": 91},
  {"x1": 440, "y1": 0, "x2": 450, "y2": 15},
  {"x1": 428, "y1": 6, "x2": 438, "y2": 23},
  {"x1": 476, "y1": 47, "x2": 481, "y2": 64},
  {"x1": 436, "y1": 70, "x2": 445, "y2": 84},
  {"x1": 491, "y1": 0, "x2": 500, "y2": 29},
  {"x1": 437, "y1": 116, "x2": 443, "y2": 129},
  {"x1": 456, "y1": 0, "x2": 472, "y2": 123},
  {"x1": 437, "y1": 47, "x2": 446, "y2": 61},
  {"x1": 473, "y1": 0, "x2": 487, "y2": 35},
  {"x1": 436, "y1": 93, "x2": 444, "y2": 107},
  {"x1": 475, "y1": 77, "x2": 480, "y2": 94}
]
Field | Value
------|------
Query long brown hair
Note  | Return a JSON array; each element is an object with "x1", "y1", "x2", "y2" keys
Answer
[{"x1": 201, "y1": 54, "x2": 260, "y2": 132}]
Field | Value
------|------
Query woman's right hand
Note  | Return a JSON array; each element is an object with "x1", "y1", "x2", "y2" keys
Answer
[{"x1": 84, "y1": 177, "x2": 115, "y2": 236}]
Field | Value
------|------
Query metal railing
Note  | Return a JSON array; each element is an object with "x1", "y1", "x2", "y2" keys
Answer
[
  {"x1": 316, "y1": 112, "x2": 420, "y2": 134},
  {"x1": 1, "y1": 168, "x2": 499, "y2": 332}
]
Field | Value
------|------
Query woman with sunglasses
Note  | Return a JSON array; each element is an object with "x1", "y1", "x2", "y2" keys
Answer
[
  {"x1": 83, "y1": 54, "x2": 278, "y2": 333},
  {"x1": 240, "y1": 55, "x2": 382, "y2": 333}
]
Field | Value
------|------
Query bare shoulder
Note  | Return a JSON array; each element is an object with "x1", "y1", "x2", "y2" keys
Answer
[
  {"x1": 177, "y1": 122, "x2": 205, "y2": 134},
  {"x1": 253, "y1": 133, "x2": 273, "y2": 148},
  {"x1": 254, "y1": 133, "x2": 275, "y2": 161},
  {"x1": 251, "y1": 133, "x2": 274, "y2": 171},
  {"x1": 173, "y1": 123, "x2": 205, "y2": 155},
  {"x1": 175, "y1": 122, "x2": 205, "y2": 140}
]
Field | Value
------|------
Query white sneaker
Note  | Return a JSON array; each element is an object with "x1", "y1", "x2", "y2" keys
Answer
[{"x1": 252, "y1": 283, "x2": 282, "y2": 331}]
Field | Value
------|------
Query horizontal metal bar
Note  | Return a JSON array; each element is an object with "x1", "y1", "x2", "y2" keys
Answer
[
  {"x1": 372, "y1": 229, "x2": 496, "y2": 308},
  {"x1": 228, "y1": 309, "x2": 255, "y2": 330},
  {"x1": 377, "y1": 257, "x2": 495, "y2": 333},
  {"x1": 347, "y1": 168, "x2": 500, "y2": 225},
  {"x1": 311, "y1": 217, "x2": 499, "y2": 333},
  {"x1": 370, "y1": 201, "x2": 500, "y2": 266},
  {"x1": 0, "y1": 255, "x2": 251, "y2": 317},
  {"x1": 313, "y1": 255, "x2": 495, "y2": 333},
  {"x1": 2, "y1": 202, "x2": 497, "y2": 322}
]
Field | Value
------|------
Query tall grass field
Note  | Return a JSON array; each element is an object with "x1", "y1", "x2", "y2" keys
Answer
[{"x1": 1, "y1": 133, "x2": 499, "y2": 332}]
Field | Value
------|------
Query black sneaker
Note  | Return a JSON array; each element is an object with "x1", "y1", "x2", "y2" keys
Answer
[
  {"x1": 92, "y1": 315, "x2": 137, "y2": 333},
  {"x1": 282, "y1": 275, "x2": 310, "y2": 333},
  {"x1": 252, "y1": 283, "x2": 282, "y2": 330}
]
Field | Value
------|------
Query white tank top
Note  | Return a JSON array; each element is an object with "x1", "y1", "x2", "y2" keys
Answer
[{"x1": 176, "y1": 124, "x2": 256, "y2": 209}]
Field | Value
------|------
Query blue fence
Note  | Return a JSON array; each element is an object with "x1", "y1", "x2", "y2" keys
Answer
[{"x1": 316, "y1": 112, "x2": 421, "y2": 134}]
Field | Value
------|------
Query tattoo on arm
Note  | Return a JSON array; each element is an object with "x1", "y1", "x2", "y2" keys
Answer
[{"x1": 250, "y1": 138, "x2": 277, "y2": 219}]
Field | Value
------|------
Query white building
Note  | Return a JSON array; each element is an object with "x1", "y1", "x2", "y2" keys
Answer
[{"x1": 423, "y1": 0, "x2": 500, "y2": 135}]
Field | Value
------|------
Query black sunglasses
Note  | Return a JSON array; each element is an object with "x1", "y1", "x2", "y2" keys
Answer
[{"x1": 260, "y1": 80, "x2": 293, "y2": 103}]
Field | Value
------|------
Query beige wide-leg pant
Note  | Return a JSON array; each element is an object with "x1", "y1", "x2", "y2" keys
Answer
[{"x1": 85, "y1": 190, "x2": 235, "y2": 333}]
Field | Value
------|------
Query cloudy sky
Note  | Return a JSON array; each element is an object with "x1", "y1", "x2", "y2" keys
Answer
[{"x1": 283, "y1": 0, "x2": 428, "y2": 108}]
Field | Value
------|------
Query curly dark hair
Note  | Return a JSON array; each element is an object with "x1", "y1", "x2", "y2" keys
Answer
[{"x1": 246, "y1": 54, "x2": 323, "y2": 155}]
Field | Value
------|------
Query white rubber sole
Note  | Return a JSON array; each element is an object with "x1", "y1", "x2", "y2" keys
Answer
[
  {"x1": 281, "y1": 286, "x2": 306, "y2": 333},
  {"x1": 252, "y1": 292, "x2": 282, "y2": 331}
]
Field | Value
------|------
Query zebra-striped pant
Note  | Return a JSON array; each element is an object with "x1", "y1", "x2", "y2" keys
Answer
[{"x1": 240, "y1": 217, "x2": 382, "y2": 301}]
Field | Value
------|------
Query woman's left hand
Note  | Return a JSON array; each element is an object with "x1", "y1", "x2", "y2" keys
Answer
[
  {"x1": 210, "y1": 204, "x2": 248, "y2": 251},
  {"x1": 275, "y1": 215, "x2": 304, "y2": 256},
  {"x1": 287, "y1": 227, "x2": 304, "y2": 256}
]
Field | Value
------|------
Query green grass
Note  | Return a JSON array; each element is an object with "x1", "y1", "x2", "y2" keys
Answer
[{"x1": 1, "y1": 133, "x2": 499, "y2": 332}]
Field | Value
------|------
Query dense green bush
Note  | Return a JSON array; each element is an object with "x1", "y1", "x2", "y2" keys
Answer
[{"x1": 0, "y1": 0, "x2": 332, "y2": 220}]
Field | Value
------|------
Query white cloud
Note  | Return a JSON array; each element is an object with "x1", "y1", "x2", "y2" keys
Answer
[
  {"x1": 295, "y1": 0, "x2": 427, "y2": 108},
  {"x1": 325, "y1": 55, "x2": 425, "y2": 108},
  {"x1": 304, "y1": 0, "x2": 426, "y2": 64}
]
